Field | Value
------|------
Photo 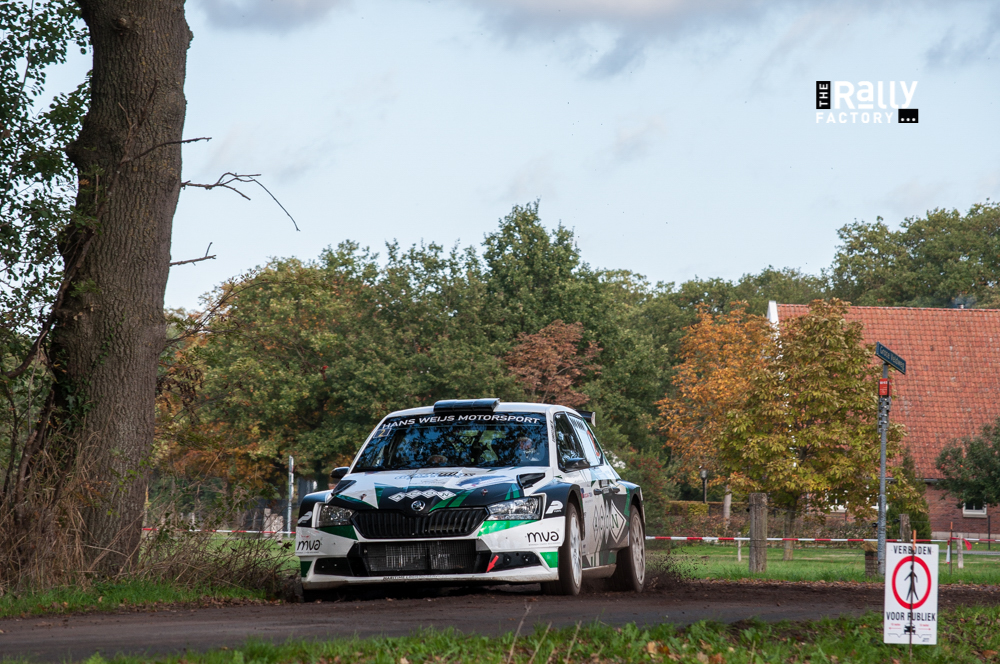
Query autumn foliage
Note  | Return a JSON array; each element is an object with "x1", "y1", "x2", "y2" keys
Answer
[
  {"x1": 656, "y1": 304, "x2": 771, "y2": 486},
  {"x1": 505, "y1": 320, "x2": 601, "y2": 408}
]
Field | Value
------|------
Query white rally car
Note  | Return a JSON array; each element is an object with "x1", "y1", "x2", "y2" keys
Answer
[{"x1": 295, "y1": 399, "x2": 646, "y2": 596}]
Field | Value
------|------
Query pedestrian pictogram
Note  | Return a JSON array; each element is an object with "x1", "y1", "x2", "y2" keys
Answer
[{"x1": 884, "y1": 543, "x2": 938, "y2": 645}]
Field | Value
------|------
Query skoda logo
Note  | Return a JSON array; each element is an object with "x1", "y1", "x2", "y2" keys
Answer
[{"x1": 411, "y1": 500, "x2": 426, "y2": 512}]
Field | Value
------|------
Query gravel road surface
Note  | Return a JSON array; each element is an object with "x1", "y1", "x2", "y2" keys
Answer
[{"x1": 2, "y1": 580, "x2": 997, "y2": 662}]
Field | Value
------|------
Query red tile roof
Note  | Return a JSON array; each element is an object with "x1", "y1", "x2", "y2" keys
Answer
[{"x1": 774, "y1": 304, "x2": 1000, "y2": 480}]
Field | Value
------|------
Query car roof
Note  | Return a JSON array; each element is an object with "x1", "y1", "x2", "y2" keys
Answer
[{"x1": 383, "y1": 402, "x2": 572, "y2": 419}]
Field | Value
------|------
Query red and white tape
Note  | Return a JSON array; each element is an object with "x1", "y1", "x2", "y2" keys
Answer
[
  {"x1": 142, "y1": 527, "x2": 293, "y2": 535},
  {"x1": 646, "y1": 535, "x2": 998, "y2": 544}
]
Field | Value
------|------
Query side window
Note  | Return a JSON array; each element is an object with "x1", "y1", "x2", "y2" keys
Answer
[
  {"x1": 554, "y1": 413, "x2": 589, "y2": 469},
  {"x1": 569, "y1": 415, "x2": 602, "y2": 467}
]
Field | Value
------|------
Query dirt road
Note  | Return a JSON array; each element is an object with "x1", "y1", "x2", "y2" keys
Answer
[{"x1": 1, "y1": 580, "x2": 997, "y2": 662}]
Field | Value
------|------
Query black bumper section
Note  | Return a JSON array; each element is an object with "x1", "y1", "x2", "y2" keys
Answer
[{"x1": 312, "y1": 546, "x2": 543, "y2": 578}]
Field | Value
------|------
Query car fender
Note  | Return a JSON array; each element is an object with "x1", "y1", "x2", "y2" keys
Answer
[{"x1": 532, "y1": 481, "x2": 583, "y2": 531}]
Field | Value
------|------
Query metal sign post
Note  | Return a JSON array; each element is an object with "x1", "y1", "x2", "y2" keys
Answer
[
  {"x1": 877, "y1": 363, "x2": 890, "y2": 575},
  {"x1": 287, "y1": 455, "x2": 294, "y2": 536},
  {"x1": 874, "y1": 342, "x2": 906, "y2": 576}
]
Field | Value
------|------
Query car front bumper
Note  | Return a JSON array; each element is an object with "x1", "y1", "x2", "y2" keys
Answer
[{"x1": 297, "y1": 517, "x2": 564, "y2": 589}]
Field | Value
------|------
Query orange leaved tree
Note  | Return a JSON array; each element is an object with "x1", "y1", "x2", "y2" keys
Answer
[
  {"x1": 656, "y1": 303, "x2": 772, "y2": 488},
  {"x1": 505, "y1": 320, "x2": 600, "y2": 408}
]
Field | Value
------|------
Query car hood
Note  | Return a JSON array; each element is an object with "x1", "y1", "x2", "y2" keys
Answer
[{"x1": 325, "y1": 466, "x2": 550, "y2": 512}]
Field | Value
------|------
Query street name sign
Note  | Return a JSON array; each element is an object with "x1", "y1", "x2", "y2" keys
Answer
[
  {"x1": 875, "y1": 342, "x2": 907, "y2": 374},
  {"x1": 884, "y1": 543, "x2": 938, "y2": 645}
]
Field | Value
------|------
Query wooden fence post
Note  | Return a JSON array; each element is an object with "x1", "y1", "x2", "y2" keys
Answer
[{"x1": 749, "y1": 493, "x2": 767, "y2": 573}]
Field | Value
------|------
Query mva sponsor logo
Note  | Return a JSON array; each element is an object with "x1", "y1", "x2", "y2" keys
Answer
[{"x1": 527, "y1": 530, "x2": 560, "y2": 544}]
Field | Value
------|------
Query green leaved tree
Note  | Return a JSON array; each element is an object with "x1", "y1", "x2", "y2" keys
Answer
[
  {"x1": 936, "y1": 416, "x2": 1000, "y2": 509},
  {"x1": 720, "y1": 299, "x2": 918, "y2": 552}
]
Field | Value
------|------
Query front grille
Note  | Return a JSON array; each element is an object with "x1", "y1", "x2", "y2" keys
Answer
[
  {"x1": 352, "y1": 508, "x2": 486, "y2": 539},
  {"x1": 361, "y1": 540, "x2": 481, "y2": 575}
]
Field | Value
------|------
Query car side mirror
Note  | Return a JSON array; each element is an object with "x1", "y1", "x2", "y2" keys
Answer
[
  {"x1": 562, "y1": 457, "x2": 589, "y2": 471},
  {"x1": 330, "y1": 466, "x2": 350, "y2": 482}
]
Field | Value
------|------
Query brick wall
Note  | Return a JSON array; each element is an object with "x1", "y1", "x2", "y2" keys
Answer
[{"x1": 925, "y1": 486, "x2": 995, "y2": 539}]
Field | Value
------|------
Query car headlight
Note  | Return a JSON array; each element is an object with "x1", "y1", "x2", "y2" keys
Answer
[
  {"x1": 486, "y1": 496, "x2": 542, "y2": 520},
  {"x1": 317, "y1": 505, "x2": 354, "y2": 527}
]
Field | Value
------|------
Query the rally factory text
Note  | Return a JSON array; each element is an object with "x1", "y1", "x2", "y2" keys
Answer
[{"x1": 815, "y1": 81, "x2": 918, "y2": 124}]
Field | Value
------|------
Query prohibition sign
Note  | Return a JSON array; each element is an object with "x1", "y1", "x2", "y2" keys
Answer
[{"x1": 891, "y1": 555, "x2": 931, "y2": 609}]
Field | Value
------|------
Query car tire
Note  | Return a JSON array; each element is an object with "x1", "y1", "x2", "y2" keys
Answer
[
  {"x1": 542, "y1": 501, "x2": 583, "y2": 596},
  {"x1": 609, "y1": 508, "x2": 645, "y2": 592}
]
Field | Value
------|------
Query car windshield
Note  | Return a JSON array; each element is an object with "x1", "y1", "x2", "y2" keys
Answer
[{"x1": 354, "y1": 412, "x2": 548, "y2": 471}]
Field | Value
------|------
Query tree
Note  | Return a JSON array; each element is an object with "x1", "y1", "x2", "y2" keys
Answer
[
  {"x1": 505, "y1": 320, "x2": 600, "y2": 408},
  {"x1": 936, "y1": 416, "x2": 1000, "y2": 508},
  {"x1": 721, "y1": 300, "x2": 911, "y2": 531},
  {"x1": 828, "y1": 203, "x2": 1000, "y2": 308},
  {"x1": 188, "y1": 242, "x2": 520, "y2": 479},
  {"x1": 655, "y1": 303, "x2": 771, "y2": 486},
  {"x1": 43, "y1": 0, "x2": 190, "y2": 572}
]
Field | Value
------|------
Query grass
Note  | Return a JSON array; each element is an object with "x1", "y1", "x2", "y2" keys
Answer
[
  {"x1": 653, "y1": 540, "x2": 1000, "y2": 584},
  {"x1": 5, "y1": 606, "x2": 998, "y2": 663},
  {"x1": 0, "y1": 579, "x2": 271, "y2": 620}
]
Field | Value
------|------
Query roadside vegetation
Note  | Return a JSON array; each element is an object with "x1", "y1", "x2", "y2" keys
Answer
[
  {"x1": 7, "y1": 608, "x2": 997, "y2": 664},
  {"x1": 0, "y1": 579, "x2": 269, "y2": 620}
]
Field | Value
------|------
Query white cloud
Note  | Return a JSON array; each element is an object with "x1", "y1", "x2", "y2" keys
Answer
[
  {"x1": 877, "y1": 178, "x2": 952, "y2": 219},
  {"x1": 497, "y1": 156, "x2": 557, "y2": 204},
  {"x1": 608, "y1": 116, "x2": 665, "y2": 163},
  {"x1": 195, "y1": 0, "x2": 347, "y2": 33},
  {"x1": 924, "y1": 9, "x2": 1000, "y2": 67}
]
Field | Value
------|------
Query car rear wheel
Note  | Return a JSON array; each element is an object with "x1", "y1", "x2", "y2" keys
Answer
[
  {"x1": 542, "y1": 501, "x2": 583, "y2": 595},
  {"x1": 609, "y1": 508, "x2": 645, "y2": 592}
]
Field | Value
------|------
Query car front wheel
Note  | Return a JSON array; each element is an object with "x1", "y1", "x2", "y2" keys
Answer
[
  {"x1": 609, "y1": 508, "x2": 645, "y2": 592},
  {"x1": 542, "y1": 501, "x2": 583, "y2": 595}
]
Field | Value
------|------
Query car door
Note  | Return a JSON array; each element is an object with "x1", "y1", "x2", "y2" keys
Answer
[
  {"x1": 568, "y1": 414, "x2": 628, "y2": 561},
  {"x1": 553, "y1": 412, "x2": 601, "y2": 565}
]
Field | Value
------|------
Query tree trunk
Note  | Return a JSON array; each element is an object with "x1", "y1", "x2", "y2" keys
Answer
[
  {"x1": 722, "y1": 486, "x2": 731, "y2": 531},
  {"x1": 783, "y1": 508, "x2": 794, "y2": 561},
  {"x1": 748, "y1": 493, "x2": 767, "y2": 573},
  {"x1": 51, "y1": 0, "x2": 190, "y2": 572}
]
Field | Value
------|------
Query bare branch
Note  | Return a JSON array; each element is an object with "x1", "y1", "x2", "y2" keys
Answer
[
  {"x1": 180, "y1": 172, "x2": 300, "y2": 231},
  {"x1": 124, "y1": 136, "x2": 211, "y2": 164},
  {"x1": 181, "y1": 172, "x2": 256, "y2": 201},
  {"x1": 246, "y1": 176, "x2": 300, "y2": 232},
  {"x1": 169, "y1": 243, "x2": 216, "y2": 267},
  {"x1": 169, "y1": 254, "x2": 216, "y2": 267}
]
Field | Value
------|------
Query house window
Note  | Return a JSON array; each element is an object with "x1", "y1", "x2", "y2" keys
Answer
[{"x1": 962, "y1": 502, "x2": 988, "y2": 518}]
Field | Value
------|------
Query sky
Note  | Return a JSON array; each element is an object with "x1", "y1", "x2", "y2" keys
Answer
[{"x1": 53, "y1": 0, "x2": 1000, "y2": 309}]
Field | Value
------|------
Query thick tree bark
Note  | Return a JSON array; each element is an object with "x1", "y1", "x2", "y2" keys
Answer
[{"x1": 53, "y1": 0, "x2": 190, "y2": 571}]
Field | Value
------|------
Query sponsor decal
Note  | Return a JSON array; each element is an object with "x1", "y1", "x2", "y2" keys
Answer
[
  {"x1": 296, "y1": 539, "x2": 322, "y2": 552},
  {"x1": 297, "y1": 511, "x2": 313, "y2": 526},
  {"x1": 395, "y1": 472, "x2": 475, "y2": 480},
  {"x1": 388, "y1": 489, "x2": 456, "y2": 502},
  {"x1": 545, "y1": 500, "x2": 563, "y2": 515},
  {"x1": 592, "y1": 500, "x2": 627, "y2": 545},
  {"x1": 527, "y1": 530, "x2": 560, "y2": 544},
  {"x1": 458, "y1": 475, "x2": 510, "y2": 489}
]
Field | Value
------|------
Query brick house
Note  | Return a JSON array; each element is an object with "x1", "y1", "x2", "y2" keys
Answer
[{"x1": 769, "y1": 302, "x2": 1000, "y2": 539}]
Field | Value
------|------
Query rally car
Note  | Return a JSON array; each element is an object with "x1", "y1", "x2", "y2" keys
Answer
[{"x1": 295, "y1": 399, "x2": 646, "y2": 596}]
